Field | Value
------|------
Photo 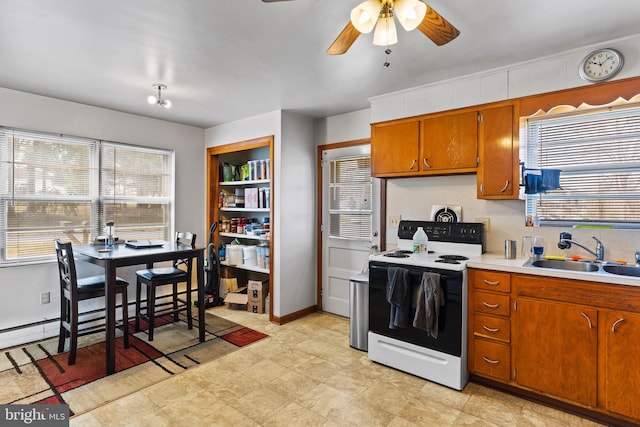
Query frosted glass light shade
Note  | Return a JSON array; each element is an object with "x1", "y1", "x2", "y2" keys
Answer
[
  {"x1": 394, "y1": 0, "x2": 426, "y2": 31},
  {"x1": 373, "y1": 16, "x2": 398, "y2": 46},
  {"x1": 350, "y1": 0, "x2": 382, "y2": 33},
  {"x1": 147, "y1": 95, "x2": 157, "y2": 105}
]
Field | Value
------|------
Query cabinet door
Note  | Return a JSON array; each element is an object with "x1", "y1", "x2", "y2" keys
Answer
[
  {"x1": 421, "y1": 111, "x2": 478, "y2": 172},
  {"x1": 371, "y1": 120, "x2": 420, "y2": 177},
  {"x1": 601, "y1": 310, "x2": 640, "y2": 419},
  {"x1": 514, "y1": 297, "x2": 597, "y2": 407},
  {"x1": 477, "y1": 104, "x2": 517, "y2": 199}
]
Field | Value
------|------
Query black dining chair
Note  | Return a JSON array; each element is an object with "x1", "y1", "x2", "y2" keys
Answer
[
  {"x1": 55, "y1": 240, "x2": 130, "y2": 365},
  {"x1": 134, "y1": 232, "x2": 196, "y2": 341}
]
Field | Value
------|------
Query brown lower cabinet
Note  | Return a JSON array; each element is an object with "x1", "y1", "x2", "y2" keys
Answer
[{"x1": 468, "y1": 268, "x2": 640, "y2": 424}]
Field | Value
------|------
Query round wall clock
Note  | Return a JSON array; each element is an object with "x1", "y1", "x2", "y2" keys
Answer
[{"x1": 579, "y1": 48, "x2": 624, "y2": 82}]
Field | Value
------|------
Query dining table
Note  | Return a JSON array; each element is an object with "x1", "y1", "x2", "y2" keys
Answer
[{"x1": 74, "y1": 240, "x2": 206, "y2": 375}]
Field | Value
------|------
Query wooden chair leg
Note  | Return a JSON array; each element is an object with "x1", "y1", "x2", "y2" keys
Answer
[
  {"x1": 58, "y1": 298, "x2": 68, "y2": 353},
  {"x1": 135, "y1": 279, "x2": 142, "y2": 332},
  {"x1": 186, "y1": 278, "x2": 193, "y2": 330},
  {"x1": 68, "y1": 301, "x2": 79, "y2": 365},
  {"x1": 147, "y1": 283, "x2": 156, "y2": 342},
  {"x1": 121, "y1": 287, "x2": 129, "y2": 349},
  {"x1": 172, "y1": 282, "x2": 179, "y2": 322}
]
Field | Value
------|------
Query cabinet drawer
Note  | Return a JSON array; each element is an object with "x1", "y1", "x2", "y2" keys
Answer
[
  {"x1": 473, "y1": 314, "x2": 510, "y2": 342},
  {"x1": 473, "y1": 339, "x2": 511, "y2": 381},
  {"x1": 473, "y1": 270, "x2": 511, "y2": 292},
  {"x1": 474, "y1": 291, "x2": 510, "y2": 316}
]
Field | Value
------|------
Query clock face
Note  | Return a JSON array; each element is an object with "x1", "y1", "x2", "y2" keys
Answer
[{"x1": 579, "y1": 49, "x2": 624, "y2": 82}]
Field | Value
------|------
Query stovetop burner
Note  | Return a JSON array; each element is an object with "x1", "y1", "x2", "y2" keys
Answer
[
  {"x1": 383, "y1": 249, "x2": 435, "y2": 258},
  {"x1": 435, "y1": 258, "x2": 461, "y2": 264},
  {"x1": 439, "y1": 254, "x2": 469, "y2": 261},
  {"x1": 383, "y1": 252, "x2": 410, "y2": 258}
]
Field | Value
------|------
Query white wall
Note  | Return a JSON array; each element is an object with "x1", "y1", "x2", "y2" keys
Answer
[
  {"x1": 315, "y1": 108, "x2": 371, "y2": 145},
  {"x1": 0, "y1": 88, "x2": 205, "y2": 348}
]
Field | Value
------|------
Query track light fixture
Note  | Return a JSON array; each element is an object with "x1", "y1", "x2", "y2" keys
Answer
[{"x1": 147, "y1": 84, "x2": 172, "y2": 109}]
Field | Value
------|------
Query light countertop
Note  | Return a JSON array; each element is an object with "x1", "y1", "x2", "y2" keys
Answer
[{"x1": 467, "y1": 253, "x2": 640, "y2": 287}]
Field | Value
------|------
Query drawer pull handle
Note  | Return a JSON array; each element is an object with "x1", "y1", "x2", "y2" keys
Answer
[
  {"x1": 483, "y1": 279, "x2": 500, "y2": 286},
  {"x1": 483, "y1": 325, "x2": 500, "y2": 333},
  {"x1": 580, "y1": 312, "x2": 593, "y2": 329},
  {"x1": 482, "y1": 356, "x2": 500, "y2": 365},
  {"x1": 409, "y1": 159, "x2": 417, "y2": 170},
  {"x1": 482, "y1": 302, "x2": 500, "y2": 309},
  {"x1": 423, "y1": 158, "x2": 431, "y2": 168},
  {"x1": 611, "y1": 318, "x2": 625, "y2": 333},
  {"x1": 500, "y1": 180, "x2": 509, "y2": 193}
]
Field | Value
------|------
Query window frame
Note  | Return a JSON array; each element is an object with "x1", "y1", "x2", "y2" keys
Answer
[
  {"x1": 522, "y1": 96, "x2": 640, "y2": 228},
  {"x1": 0, "y1": 127, "x2": 175, "y2": 265}
]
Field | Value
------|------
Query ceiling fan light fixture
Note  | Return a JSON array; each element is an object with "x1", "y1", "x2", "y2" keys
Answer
[
  {"x1": 394, "y1": 0, "x2": 427, "y2": 31},
  {"x1": 148, "y1": 83, "x2": 172, "y2": 109},
  {"x1": 373, "y1": 16, "x2": 398, "y2": 46},
  {"x1": 350, "y1": 0, "x2": 381, "y2": 33}
]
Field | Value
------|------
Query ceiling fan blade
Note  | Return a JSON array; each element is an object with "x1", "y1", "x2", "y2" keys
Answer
[
  {"x1": 326, "y1": 21, "x2": 361, "y2": 55},
  {"x1": 417, "y1": 4, "x2": 460, "y2": 46}
]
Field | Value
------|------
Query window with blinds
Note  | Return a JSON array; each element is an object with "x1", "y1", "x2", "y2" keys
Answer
[
  {"x1": 328, "y1": 156, "x2": 372, "y2": 240},
  {"x1": 0, "y1": 127, "x2": 174, "y2": 264},
  {"x1": 524, "y1": 103, "x2": 640, "y2": 227}
]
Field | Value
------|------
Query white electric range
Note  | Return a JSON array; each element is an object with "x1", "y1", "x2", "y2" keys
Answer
[{"x1": 367, "y1": 220, "x2": 484, "y2": 390}]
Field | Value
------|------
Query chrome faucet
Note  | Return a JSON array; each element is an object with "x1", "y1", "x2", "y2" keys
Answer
[{"x1": 558, "y1": 231, "x2": 604, "y2": 261}]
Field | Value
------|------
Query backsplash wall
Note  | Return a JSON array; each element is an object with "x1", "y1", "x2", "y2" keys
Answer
[{"x1": 385, "y1": 174, "x2": 640, "y2": 264}]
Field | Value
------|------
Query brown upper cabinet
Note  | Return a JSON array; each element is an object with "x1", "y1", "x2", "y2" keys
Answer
[
  {"x1": 477, "y1": 103, "x2": 518, "y2": 199},
  {"x1": 371, "y1": 110, "x2": 478, "y2": 178},
  {"x1": 421, "y1": 110, "x2": 478, "y2": 173},
  {"x1": 370, "y1": 119, "x2": 420, "y2": 176}
]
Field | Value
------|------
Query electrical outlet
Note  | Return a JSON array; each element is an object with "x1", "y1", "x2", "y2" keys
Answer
[
  {"x1": 389, "y1": 215, "x2": 401, "y2": 228},
  {"x1": 475, "y1": 217, "x2": 490, "y2": 232},
  {"x1": 40, "y1": 291, "x2": 50, "y2": 305}
]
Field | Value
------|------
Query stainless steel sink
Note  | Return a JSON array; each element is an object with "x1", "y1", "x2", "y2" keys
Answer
[
  {"x1": 602, "y1": 264, "x2": 640, "y2": 277},
  {"x1": 530, "y1": 259, "x2": 600, "y2": 272}
]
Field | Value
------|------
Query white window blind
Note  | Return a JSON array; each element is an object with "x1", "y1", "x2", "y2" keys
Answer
[
  {"x1": 328, "y1": 156, "x2": 372, "y2": 240},
  {"x1": 100, "y1": 143, "x2": 173, "y2": 241},
  {"x1": 524, "y1": 104, "x2": 640, "y2": 227},
  {"x1": 0, "y1": 127, "x2": 174, "y2": 264}
]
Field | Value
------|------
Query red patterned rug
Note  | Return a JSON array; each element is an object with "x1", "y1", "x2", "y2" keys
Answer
[{"x1": 0, "y1": 311, "x2": 268, "y2": 415}]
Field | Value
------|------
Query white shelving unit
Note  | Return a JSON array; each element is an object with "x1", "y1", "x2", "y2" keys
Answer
[
  {"x1": 219, "y1": 260, "x2": 269, "y2": 274},
  {"x1": 217, "y1": 160, "x2": 271, "y2": 276}
]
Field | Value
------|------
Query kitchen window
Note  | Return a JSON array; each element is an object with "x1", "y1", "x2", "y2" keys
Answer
[
  {"x1": 0, "y1": 127, "x2": 174, "y2": 265},
  {"x1": 523, "y1": 98, "x2": 640, "y2": 228},
  {"x1": 328, "y1": 156, "x2": 372, "y2": 240}
]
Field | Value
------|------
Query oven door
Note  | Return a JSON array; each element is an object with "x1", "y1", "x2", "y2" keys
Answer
[{"x1": 368, "y1": 261, "x2": 464, "y2": 357}]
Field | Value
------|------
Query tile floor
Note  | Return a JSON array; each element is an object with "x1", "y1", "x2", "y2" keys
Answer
[{"x1": 71, "y1": 308, "x2": 604, "y2": 426}]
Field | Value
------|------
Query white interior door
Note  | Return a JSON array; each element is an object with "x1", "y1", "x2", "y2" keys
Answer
[{"x1": 321, "y1": 145, "x2": 379, "y2": 317}]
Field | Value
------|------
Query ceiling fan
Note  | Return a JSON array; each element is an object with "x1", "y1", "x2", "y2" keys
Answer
[{"x1": 262, "y1": 0, "x2": 459, "y2": 55}]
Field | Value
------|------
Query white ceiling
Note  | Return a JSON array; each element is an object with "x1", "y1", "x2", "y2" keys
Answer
[{"x1": 1, "y1": 0, "x2": 640, "y2": 129}]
